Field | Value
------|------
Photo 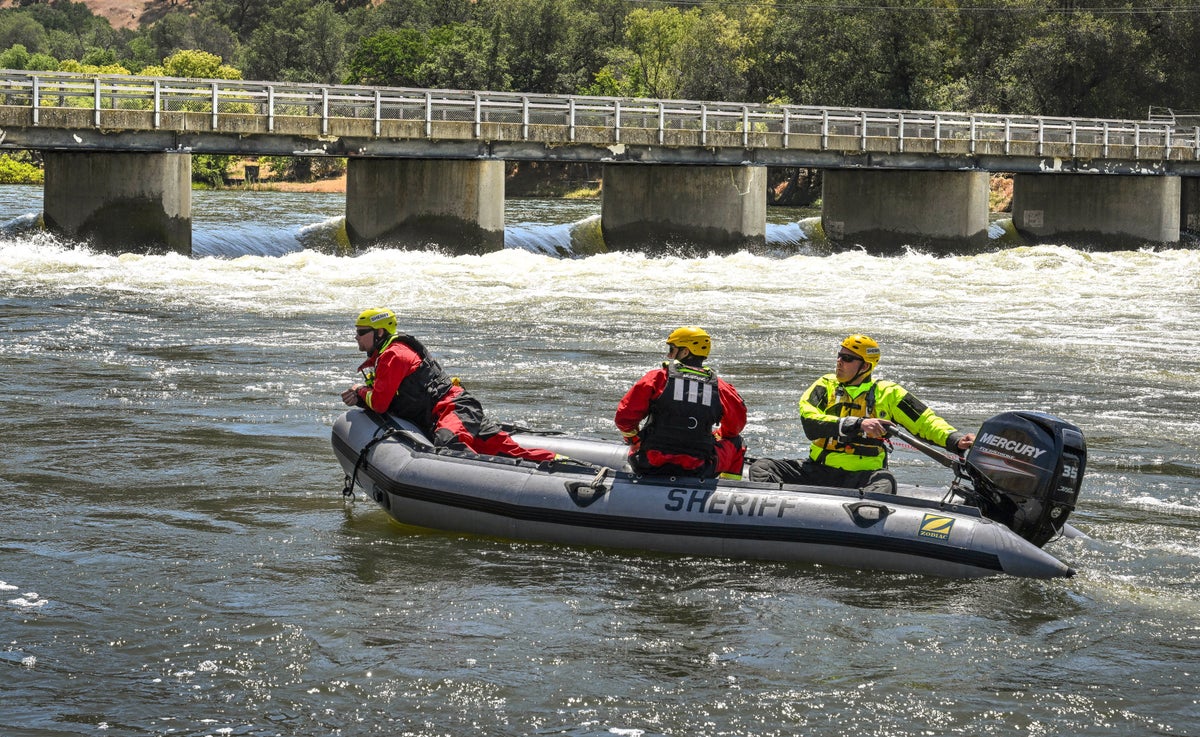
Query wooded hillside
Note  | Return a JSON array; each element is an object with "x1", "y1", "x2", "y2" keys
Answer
[{"x1": 1, "y1": 0, "x2": 1195, "y2": 121}]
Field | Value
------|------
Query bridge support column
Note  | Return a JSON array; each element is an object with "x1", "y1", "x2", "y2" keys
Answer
[
  {"x1": 42, "y1": 151, "x2": 191, "y2": 255},
  {"x1": 600, "y1": 164, "x2": 766, "y2": 254},
  {"x1": 822, "y1": 170, "x2": 990, "y2": 252},
  {"x1": 1013, "y1": 174, "x2": 1179, "y2": 246},
  {"x1": 345, "y1": 158, "x2": 505, "y2": 254},
  {"x1": 1179, "y1": 177, "x2": 1200, "y2": 233}
]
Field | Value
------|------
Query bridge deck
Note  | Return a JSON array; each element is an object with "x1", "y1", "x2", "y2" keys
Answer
[{"x1": 1, "y1": 71, "x2": 1196, "y2": 174}]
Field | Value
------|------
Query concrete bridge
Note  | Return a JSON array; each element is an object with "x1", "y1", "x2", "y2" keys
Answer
[{"x1": 2, "y1": 69, "x2": 1198, "y2": 255}]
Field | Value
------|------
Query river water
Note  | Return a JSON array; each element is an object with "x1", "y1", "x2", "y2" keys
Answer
[{"x1": 1, "y1": 184, "x2": 1198, "y2": 736}]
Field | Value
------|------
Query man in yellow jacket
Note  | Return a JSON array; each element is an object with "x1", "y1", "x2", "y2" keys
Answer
[{"x1": 749, "y1": 334, "x2": 974, "y2": 490}]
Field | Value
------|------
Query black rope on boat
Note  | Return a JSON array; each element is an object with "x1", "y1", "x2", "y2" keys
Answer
[
  {"x1": 342, "y1": 427, "x2": 399, "y2": 501},
  {"x1": 540, "y1": 453, "x2": 615, "y2": 479},
  {"x1": 588, "y1": 465, "x2": 610, "y2": 491},
  {"x1": 499, "y1": 422, "x2": 566, "y2": 436}
]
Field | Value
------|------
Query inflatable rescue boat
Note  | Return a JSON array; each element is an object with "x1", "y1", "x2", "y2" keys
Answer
[{"x1": 331, "y1": 409, "x2": 1086, "y2": 579}]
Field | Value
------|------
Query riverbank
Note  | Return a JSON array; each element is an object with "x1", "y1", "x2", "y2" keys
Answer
[
  {"x1": 226, "y1": 166, "x2": 1012, "y2": 211},
  {"x1": 235, "y1": 172, "x2": 603, "y2": 198},
  {"x1": 240, "y1": 174, "x2": 348, "y2": 193}
]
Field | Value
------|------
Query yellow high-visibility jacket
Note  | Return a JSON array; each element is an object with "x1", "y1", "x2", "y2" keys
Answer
[{"x1": 799, "y1": 374, "x2": 962, "y2": 471}]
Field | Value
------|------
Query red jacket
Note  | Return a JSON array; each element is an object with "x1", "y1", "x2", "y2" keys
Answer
[
  {"x1": 356, "y1": 339, "x2": 424, "y2": 414},
  {"x1": 354, "y1": 338, "x2": 556, "y2": 463},
  {"x1": 615, "y1": 364, "x2": 747, "y2": 469}
]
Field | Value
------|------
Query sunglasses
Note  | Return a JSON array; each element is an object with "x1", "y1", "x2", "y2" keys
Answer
[
  {"x1": 836, "y1": 352, "x2": 861, "y2": 363},
  {"x1": 356, "y1": 327, "x2": 375, "y2": 336}
]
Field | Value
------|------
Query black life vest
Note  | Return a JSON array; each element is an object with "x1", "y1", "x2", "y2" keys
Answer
[
  {"x1": 639, "y1": 361, "x2": 724, "y2": 461},
  {"x1": 384, "y1": 333, "x2": 456, "y2": 432}
]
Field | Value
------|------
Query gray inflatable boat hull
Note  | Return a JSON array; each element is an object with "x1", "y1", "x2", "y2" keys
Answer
[{"x1": 331, "y1": 409, "x2": 1075, "y2": 579}]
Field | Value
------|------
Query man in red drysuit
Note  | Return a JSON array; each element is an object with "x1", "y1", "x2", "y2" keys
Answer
[
  {"x1": 615, "y1": 326, "x2": 748, "y2": 479},
  {"x1": 341, "y1": 307, "x2": 555, "y2": 463}
]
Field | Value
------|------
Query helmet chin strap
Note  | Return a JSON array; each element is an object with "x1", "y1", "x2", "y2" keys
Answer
[
  {"x1": 846, "y1": 364, "x2": 872, "y2": 385},
  {"x1": 371, "y1": 330, "x2": 390, "y2": 355}
]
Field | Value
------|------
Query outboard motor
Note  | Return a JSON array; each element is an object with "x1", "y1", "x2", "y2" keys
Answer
[{"x1": 961, "y1": 411, "x2": 1086, "y2": 547}]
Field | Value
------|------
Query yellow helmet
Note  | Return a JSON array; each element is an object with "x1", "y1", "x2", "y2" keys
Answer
[
  {"x1": 840, "y1": 334, "x2": 880, "y2": 366},
  {"x1": 667, "y1": 326, "x2": 711, "y2": 357},
  {"x1": 355, "y1": 307, "x2": 397, "y2": 336}
]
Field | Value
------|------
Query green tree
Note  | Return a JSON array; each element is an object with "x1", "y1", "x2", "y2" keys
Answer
[
  {"x1": 369, "y1": 0, "x2": 481, "y2": 30},
  {"x1": 141, "y1": 49, "x2": 241, "y2": 79},
  {"x1": 6, "y1": 0, "x2": 1200, "y2": 128},
  {"x1": 419, "y1": 22, "x2": 503, "y2": 90},
  {"x1": 25, "y1": 51, "x2": 60, "y2": 71},
  {"x1": 192, "y1": 154, "x2": 235, "y2": 187},
  {"x1": 56, "y1": 58, "x2": 130, "y2": 75},
  {"x1": 585, "y1": 6, "x2": 690, "y2": 98},
  {"x1": 675, "y1": 9, "x2": 765, "y2": 102},
  {"x1": 919, "y1": 0, "x2": 1029, "y2": 113},
  {"x1": 296, "y1": 2, "x2": 348, "y2": 84},
  {"x1": 259, "y1": 154, "x2": 345, "y2": 182},
  {"x1": 597, "y1": 4, "x2": 761, "y2": 101},
  {"x1": 45, "y1": 27, "x2": 84, "y2": 61},
  {"x1": 623, "y1": 7, "x2": 692, "y2": 99},
  {"x1": 1138, "y1": 2, "x2": 1200, "y2": 115},
  {"x1": 760, "y1": 1, "x2": 891, "y2": 107},
  {"x1": 196, "y1": 0, "x2": 284, "y2": 43},
  {"x1": 0, "y1": 153, "x2": 44, "y2": 184},
  {"x1": 852, "y1": 4, "x2": 962, "y2": 111},
  {"x1": 143, "y1": 11, "x2": 239, "y2": 68},
  {"x1": 583, "y1": 48, "x2": 640, "y2": 97},
  {"x1": 999, "y1": 8, "x2": 1148, "y2": 117},
  {"x1": 20, "y1": 0, "x2": 97, "y2": 33},
  {"x1": 0, "y1": 13, "x2": 48, "y2": 54},
  {"x1": 124, "y1": 35, "x2": 162, "y2": 72},
  {"x1": 242, "y1": 0, "x2": 342, "y2": 82},
  {"x1": 496, "y1": 0, "x2": 607, "y2": 94},
  {"x1": 344, "y1": 17, "x2": 508, "y2": 90},
  {"x1": 344, "y1": 27, "x2": 429, "y2": 86},
  {"x1": 0, "y1": 43, "x2": 32, "y2": 69},
  {"x1": 80, "y1": 45, "x2": 117, "y2": 67}
]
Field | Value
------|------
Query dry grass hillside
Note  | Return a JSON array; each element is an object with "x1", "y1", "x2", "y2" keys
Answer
[
  {"x1": 0, "y1": 0, "x2": 186, "y2": 30},
  {"x1": 3, "y1": 1, "x2": 385, "y2": 30}
]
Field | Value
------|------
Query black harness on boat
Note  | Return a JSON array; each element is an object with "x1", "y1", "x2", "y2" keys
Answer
[{"x1": 341, "y1": 425, "x2": 400, "y2": 501}]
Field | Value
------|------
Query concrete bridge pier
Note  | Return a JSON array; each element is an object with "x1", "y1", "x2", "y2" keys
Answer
[
  {"x1": 42, "y1": 151, "x2": 192, "y2": 255},
  {"x1": 345, "y1": 158, "x2": 505, "y2": 254},
  {"x1": 600, "y1": 164, "x2": 766, "y2": 254},
  {"x1": 1013, "y1": 174, "x2": 1180, "y2": 247},
  {"x1": 821, "y1": 170, "x2": 990, "y2": 252},
  {"x1": 1178, "y1": 177, "x2": 1200, "y2": 233}
]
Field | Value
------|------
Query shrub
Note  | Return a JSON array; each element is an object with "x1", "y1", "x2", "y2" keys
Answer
[{"x1": 0, "y1": 154, "x2": 44, "y2": 184}]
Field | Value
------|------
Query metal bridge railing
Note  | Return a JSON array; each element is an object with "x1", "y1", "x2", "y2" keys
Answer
[{"x1": 0, "y1": 69, "x2": 1193, "y2": 161}]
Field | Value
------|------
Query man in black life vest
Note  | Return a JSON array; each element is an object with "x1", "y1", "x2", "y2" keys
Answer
[
  {"x1": 748, "y1": 334, "x2": 974, "y2": 490},
  {"x1": 615, "y1": 326, "x2": 748, "y2": 479},
  {"x1": 340, "y1": 307, "x2": 556, "y2": 462}
]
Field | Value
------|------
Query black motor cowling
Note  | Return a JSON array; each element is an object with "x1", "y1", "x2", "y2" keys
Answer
[{"x1": 961, "y1": 411, "x2": 1086, "y2": 547}]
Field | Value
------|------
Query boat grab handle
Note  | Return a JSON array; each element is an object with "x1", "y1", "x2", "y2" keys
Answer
[
  {"x1": 565, "y1": 466, "x2": 612, "y2": 507},
  {"x1": 845, "y1": 501, "x2": 891, "y2": 527}
]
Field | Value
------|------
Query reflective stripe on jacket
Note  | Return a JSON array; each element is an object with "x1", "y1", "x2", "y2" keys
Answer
[{"x1": 638, "y1": 361, "x2": 724, "y2": 461}]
